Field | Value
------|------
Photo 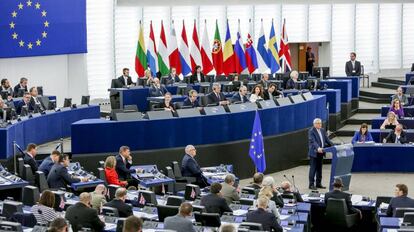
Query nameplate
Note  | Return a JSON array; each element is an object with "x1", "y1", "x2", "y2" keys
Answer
[{"x1": 60, "y1": 107, "x2": 72, "y2": 112}]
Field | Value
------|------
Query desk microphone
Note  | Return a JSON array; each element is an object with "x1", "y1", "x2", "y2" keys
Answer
[
  {"x1": 327, "y1": 130, "x2": 346, "y2": 145},
  {"x1": 291, "y1": 175, "x2": 299, "y2": 193}
]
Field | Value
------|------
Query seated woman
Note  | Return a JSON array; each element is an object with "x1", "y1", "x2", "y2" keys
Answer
[
  {"x1": 159, "y1": 92, "x2": 176, "y2": 112},
  {"x1": 390, "y1": 99, "x2": 404, "y2": 119},
  {"x1": 285, "y1": 70, "x2": 299, "y2": 89},
  {"x1": 104, "y1": 156, "x2": 127, "y2": 187},
  {"x1": 249, "y1": 85, "x2": 264, "y2": 102},
  {"x1": 380, "y1": 111, "x2": 399, "y2": 129},
  {"x1": 31, "y1": 190, "x2": 58, "y2": 225},
  {"x1": 253, "y1": 186, "x2": 281, "y2": 221},
  {"x1": 351, "y1": 123, "x2": 373, "y2": 144}
]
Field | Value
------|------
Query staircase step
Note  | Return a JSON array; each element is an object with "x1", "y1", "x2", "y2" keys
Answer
[
  {"x1": 372, "y1": 82, "x2": 400, "y2": 90},
  {"x1": 360, "y1": 90, "x2": 393, "y2": 99},
  {"x1": 346, "y1": 118, "x2": 373, "y2": 125},
  {"x1": 359, "y1": 96, "x2": 390, "y2": 104},
  {"x1": 336, "y1": 130, "x2": 357, "y2": 137},
  {"x1": 357, "y1": 108, "x2": 381, "y2": 113},
  {"x1": 378, "y1": 77, "x2": 405, "y2": 85}
]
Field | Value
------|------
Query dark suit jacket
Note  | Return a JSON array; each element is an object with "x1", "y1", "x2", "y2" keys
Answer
[
  {"x1": 16, "y1": 100, "x2": 30, "y2": 115},
  {"x1": 258, "y1": 80, "x2": 270, "y2": 89},
  {"x1": 411, "y1": 63, "x2": 414, "y2": 72},
  {"x1": 190, "y1": 73, "x2": 205, "y2": 84},
  {"x1": 285, "y1": 79, "x2": 296, "y2": 89},
  {"x1": 29, "y1": 96, "x2": 46, "y2": 112},
  {"x1": 308, "y1": 127, "x2": 334, "y2": 158},
  {"x1": 385, "y1": 130, "x2": 408, "y2": 144},
  {"x1": 263, "y1": 90, "x2": 281, "y2": 100},
  {"x1": 38, "y1": 156, "x2": 54, "y2": 177},
  {"x1": 231, "y1": 93, "x2": 249, "y2": 103},
  {"x1": 306, "y1": 52, "x2": 315, "y2": 73},
  {"x1": 23, "y1": 153, "x2": 38, "y2": 175},
  {"x1": 47, "y1": 163, "x2": 80, "y2": 189},
  {"x1": 183, "y1": 98, "x2": 199, "y2": 108},
  {"x1": 167, "y1": 74, "x2": 181, "y2": 83},
  {"x1": 246, "y1": 183, "x2": 261, "y2": 190},
  {"x1": 65, "y1": 202, "x2": 105, "y2": 232},
  {"x1": 117, "y1": 75, "x2": 133, "y2": 87},
  {"x1": 159, "y1": 102, "x2": 176, "y2": 111},
  {"x1": 271, "y1": 194, "x2": 284, "y2": 208},
  {"x1": 200, "y1": 193, "x2": 232, "y2": 216},
  {"x1": 345, "y1": 60, "x2": 361, "y2": 76},
  {"x1": 282, "y1": 190, "x2": 304, "y2": 202},
  {"x1": 115, "y1": 154, "x2": 134, "y2": 180},
  {"x1": 246, "y1": 208, "x2": 283, "y2": 232},
  {"x1": 13, "y1": 84, "x2": 27, "y2": 97},
  {"x1": 104, "y1": 199, "x2": 133, "y2": 218},
  {"x1": 206, "y1": 92, "x2": 226, "y2": 105},
  {"x1": 149, "y1": 85, "x2": 168, "y2": 97},
  {"x1": 325, "y1": 189, "x2": 358, "y2": 214},
  {"x1": 386, "y1": 196, "x2": 414, "y2": 217},
  {"x1": 181, "y1": 154, "x2": 201, "y2": 178}
]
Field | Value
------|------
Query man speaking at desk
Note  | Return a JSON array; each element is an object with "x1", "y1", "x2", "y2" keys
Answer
[{"x1": 308, "y1": 118, "x2": 334, "y2": 190}]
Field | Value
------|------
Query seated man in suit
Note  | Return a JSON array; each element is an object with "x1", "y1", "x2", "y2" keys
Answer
[
  {"x1": 164, "y1": 202, "x2": 196, "y2": 232},
  {"x1": 207, "y1": 82, "x2": 228, "y2": 106},
  {"x1": 258, "y1": 73, "x2": 270, "y2": 90},
  {"x1": 200, "y1": 182, "x2": 232, "y2": 215},
  {"x1": 28, "y1": 86, "x2": 46, "y2": 112},
  {"x1": 13, "y1": 77, "x2": 28, "y2": 97},
  {"x1": 231, "y1": 85, "x2": 249, "y2": 103},
  {"x1": 104, "y1": 187, "x2": 133, "y2": 218},
  {"x1": 387, "y1": 184, "x2": 414, "y2": 217},
  {"x1": 0, "y1": 99, "x2": 13, "y2": 121},
  {"x1": 246, "y1": 196, "x2": 283, "y2": 232},
  {"x1": 325, "y1": 178, "x2": 362, "y2": 219},
  {"x1": 246, "y1": 172, "x2": 264, "y2": 190},
  {"x1": 1, "y1": 78, "x2": 14, "y2": 97},
  {"x1": 15, "y1": 92, "x2": 31, "y2": 115},
  {"x1": 23, "y1": 143, "x2": 38, "y2": 175},
  {"x1": 385, "y1": 124, "x2": 408, "y2": 144},
  {"x1": 38, "y1": 150, "x2": 61, "y2": 177},
  {"x1": 149, "y1": 78, "x2": 168, "y2": 97},
  {"x1": 345, "y1": 52, "x2": 361, "y2": 76},
  {"x1": 117, "y1": 68, "x2": 134, "y2": 87},
  {"x1": 285, "y1": 70, "x2": 299, "y2": 90},
  {"x1": 221, "y1": 174, "x2": 240, "y2": 204},
  {"x1": 190, "y1": 65, "x2": 205, "y2": 84},
  {"x1": 65, "y1": 192, "x2": 106, "y2": 232},
  {"x1": 47, "y1": 153, "x2": 88, "y2": 189},
  {"x1": 280, "y1": 181, "x2": 303, "y2": 202},
  {"x1": 167, "y1": 67, "x2": 181, "y2": 83},
  {"x1": 264, "y1": 83, "x2": 283, "y2": 100},
  {"x1": 123, "y1": 216, "x2": 143, "y2": 232},
  {"x1": 391, "y1": 87, "x2": 408, "y2": 106},
  {"x1": 116, "y1": 146, "x2": 139, "y2": 187},
  {"x1": 183, "y1": 90, "x2": 199, "y2": 108},
  {"x1": 181, "y1": 145, "x2": 204, "y2": 186}
]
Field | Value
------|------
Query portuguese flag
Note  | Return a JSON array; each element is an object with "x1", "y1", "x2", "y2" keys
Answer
[
  {"x1": 212, "y1": 20, "x2": 223, "y2": 75},
  {"x1": 135, "y1": 21, "x2": 147, "y2": 77}
]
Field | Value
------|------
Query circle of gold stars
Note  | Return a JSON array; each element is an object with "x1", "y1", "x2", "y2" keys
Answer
[{"x1": 9, "y1": 0, "x2": 49, "y2": 50}]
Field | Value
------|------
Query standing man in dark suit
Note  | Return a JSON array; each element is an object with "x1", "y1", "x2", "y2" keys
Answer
[
  {"x1": 306, "y1": 47, "x2": 315, "y2": 75},
  {"x1": 104, "y1": 188, "x2": 133, "y2": 218},
  {"x1": 325, "y1": 178, "x2": 362, "y2": 218},
  {"x1": 23, "y1": 143, "x2": 38, "y2": 175},
  {"x1": 200, "y1": 183, "x2": 232, "y2": 215},
  {"x1": 345, "y1": 52, "x2": 361, "y2": 76},
  {"x1": 387, "y1": 184, "x2": 414, "y2": 217},
  {"x1": 65, "y1": 192, "x2": 106, "y2": 232},
  {"x1": 246, "y1": 196, "x2": 283, "y2": 232},
  {"x1": 47, "y1": 154, "x2": 87, "y2": 189},
  {"x1": 181, "y1": 145, "x2": 204, "y2": 186},
  {"x1": 116, "y1": 146, "x2": 139, "y2": 187},
  {"x1": 308, "y1": 118, "x2": 334, "y2": 190},
  {"x1": 13, "y1": 77, "x2": 28, "y2": 97},
  {"x1": 231, "y1": 86, "x2": 249, "y2": 103},
  {"x1": 28, "y1": 87, "x2": 46, "y2": 112},
  {"x1": 117, "y1": 68, "x2": 133, "y2": 87},
  {"x1": 183, "y1": 90, "x2": 199, "y2": 108},
  {"x1": 190, "y1": 65, "x2": 205, "y2": 84},
  {"x1": 149, "y1": 78, "x2": 168, "y2": 97},
  {"x1": 207, "y1": 82, "x2": 228, "y2": 105}
]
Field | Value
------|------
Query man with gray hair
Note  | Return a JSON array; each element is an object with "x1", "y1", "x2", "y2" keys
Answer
[
  {"x1": 104, "y1": 187, "x2": 133, "y2": 217},
  {"x1": 221, "y1": 174, "x2": 240, "y2": 204},
  {"x1": 246, "y1": 196, "x2": 283, "y2": 232},
  {"x1": 207, "y1": 82, "x2": 228, "y2": 105},
  {"x1": 149, "y1": 77, "x2": 168, "y2": 97},
  {"x1": 308, "y1": 118, "x2": 333, "y2": 190},
  {"x1": 181, "y1": 145, "x2": 204, "y2": 187},
  {"x1": 164, "y1": 202, "x2": 196, "y2": 232},
  {"x1": 231, "y1": 85, "x2": 249, "y2": 103},
  {"x1": 219, "y1": 224, "x2": 237, "y2": 232}
]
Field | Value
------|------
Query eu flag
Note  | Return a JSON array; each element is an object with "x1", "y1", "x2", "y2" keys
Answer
[
  {"x1": 249, "y1": 111, "x2": 266, "y2": 173},
  {"x1": 0, "y1": 0, "x2": 86, "y2": 58}
]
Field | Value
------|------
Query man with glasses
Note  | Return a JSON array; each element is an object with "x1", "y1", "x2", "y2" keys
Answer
[
  {"x1": 231, "y1": 85, "x2": 249, "y2": 103},
  {"x1": 16, "y1": 92, "x2": 31, "y2": 115},
  {"x1": 181, "y1": 145, "x2": 205, "y2": 187},
  {"x1": 183, "y1": 90, "x2": 199, "y2": 108}
]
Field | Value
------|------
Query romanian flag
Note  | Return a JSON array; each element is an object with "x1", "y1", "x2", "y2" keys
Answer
[
  {"x1": 135, "y1": 21, "x2": 147, "y2": 77},
  {"x1": 223, "y1": 21, "x2": 235, "y2": 75}
]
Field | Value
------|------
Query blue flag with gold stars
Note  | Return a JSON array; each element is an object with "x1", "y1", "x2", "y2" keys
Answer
[
  {"x1": 0, "y1": 0, "x2": 86, "y2": 58},
  {"x1": 249, "y1": 111, "x2": 266, "y2": 173}
]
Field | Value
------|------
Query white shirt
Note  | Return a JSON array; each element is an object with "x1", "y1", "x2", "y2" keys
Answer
[
  {"x1": 249, "y1": 94, "x2": 263, "y2": 103},
  {"x1": 123, "y1": 75, "x2": 129, "y2": 86},
  {"x1": 317, "y1": 128, "x2": 324, "y2": 148},
  {"x1": 351, "y1": 60, "x2": 355, "y2": 70},
  {"x1": 197, "y1": 73, "x2": 201, "y2": 82}
]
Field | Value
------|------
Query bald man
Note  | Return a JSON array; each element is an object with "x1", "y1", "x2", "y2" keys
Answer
[
  {"x1": 164, "y1": 202, "x2": 196, "y2": 232},
  {"x1": 65, "y1": 192, "x2": 105, "y2": 232},
  {"x1": 90, "y1": 184, "x2": 107, "y2": 211},
  {"x1": 281, "y1": 181, "x2": 303, "y2": 202}
]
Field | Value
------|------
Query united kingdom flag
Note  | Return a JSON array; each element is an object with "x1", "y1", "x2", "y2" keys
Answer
[
  {"x1": 139, "y1": 193, "x2": 146, "y2": 205},
  {"x1": 278, "y1": 18, "x2": 292, "y2": 73}
]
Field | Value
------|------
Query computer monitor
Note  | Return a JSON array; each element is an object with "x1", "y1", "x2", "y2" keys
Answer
[
  {"x1": 1, "y1": 201, "x2": 23, "y2": 218},
  {"x1": 146, "y1": 110, "x2": 174, "y2": 120},
  {"x1": 302, "y1": 92, "x2": 314, "y2": 101},
  {"x1": 257, "y1": 100, "x2": 277, "y2": 109},
  {"x1": 63, "y1": 98, "x2": 72, "y2": 108},
  {"x1": 137, "y1": 190, "x2": 158, "y2": 207},
  {"x1": 203, "y1": 105, "x2": 226, "y2": 115},
  {"x1": 17, "y1": 88, "x2": 25, "y2": 97},
  {"x1": 81, "y1": 96, "x2": 90, "y2": 105},
  {"x1": 176, "y1": 108, "x2": 201, "y2": 118},
  {"x1": 289, "y1": 94, "x2": 305, "y2": 104},
  {"x1": 115, "y1": 112, "x2": 142, "y2": 121},
  {"x1": 185, "y1": 184, "x2": 201, "y2": 201},
  {"x1": 1, "y1": 91, "x2": 8, "y2": 100},
  {"x1": 37, "y1": 86, "x2": 43, "y2": 96},
  {"x1": 227, "y1": 102, "x2": 257, "y2": 113},
  {"x1": 275, "y1": 97, "x2": 293, "y2": 106},
  {"x1": 111, "y1": 79, "x2": 123, "y2": 88},
  {"x1": 157, "y1": 205, "x2": 179, "y2": 222},
  {"x1": 20, "y1": 105, "x2": 29, "y2": 116},
  {"x1": 385, "y1": 124, "x2": 396, "y2": 130},
  {"x1": 0, "y1": 221, "x2": 23, "y2": 232},
  {"x1": 313, "y1": 67, "x2": 330, "y2": 79}
]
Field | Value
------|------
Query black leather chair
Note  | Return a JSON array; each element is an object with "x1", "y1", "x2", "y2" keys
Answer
[
  {"x1": 239, "y1": 222, "x2": 263, "y2": 231},
  {"x1": 17, "y1": 158, "x2": 24, "y2": 176},
  {"x1": 22, "y1": 164, "x2": 34, "y2": 184},
  {"x1": 22, "y1": 186, "x2": 39, "y2": 206},
  {"x1": 194, "y1": 212, "x2": 221, "y2": 227},
  {"x1": 395, "y1": 208, "x2": 414, "y2": 218},
  {"x1": 108, "y1": 185, "x2": 120, "y2": 201},
  {"x1": 115, "y1": 218, "x2": 126, "y2": 232},
  {"x1": 165, "y1": 166, "x2": 184, "y2": 193},
  {"x1": 34, "y1": 171, "x2": 49, "y2": 192},
  {"x1": 156, "y1": 205, "x2": 179, "y2": 222},
  {"x1": 325, "y1": 198, "x2": 359, "y2": 229},
  {"x1": 2, "y1": 200, "x2": 23, "y2": 219},
  {"x1": 171, "y1": 161, "x2": 196, "y2": 184},
  {"x1": 239, "y1": 198, "x2": 254, "y2": 206},
  {"x1": 403, "y1": 212, "x2": 414, "y2": 226},
  {"x1": 184, "y1": 184, "x2": 201, "y2": 201},
  {"x1": 200, "y1": 95, "x2": 209, "y2": 107},
  {"x1": 375, "y1": 196, "x2": 392, "y2": 208},
  {"x1": 98, "y1": 161, "x2": 105, "y2": 168},
  {"x1": 241, "y1": 187, "x2": 256, "y2": 195},
  {"x1": 97, "y1": 168, "x2": 107, "y2": 185},
  {"x1": 166, "y1": 196, "x2": 184, "y2": 206},
  {"x1": 102, "y1": 206, "x2": 119, "y2": 217}
]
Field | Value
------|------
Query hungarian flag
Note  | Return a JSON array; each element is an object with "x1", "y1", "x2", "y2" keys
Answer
[
  {"x1": 212, "y1": 20, "x2": 223, "y2": 75},
  {"x1": 135, "y1": 21, "x2": 147, "y2": 77},
  {"x1": 200, "y1": 20, "x2": 214, "y2": 74},
  {"x1": 157, "y1": 20, "x2": 170, "y2": 76}
]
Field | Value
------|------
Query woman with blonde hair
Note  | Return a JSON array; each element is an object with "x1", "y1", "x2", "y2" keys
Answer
[
  {"x1": 380, "y1": 111, "x2": 399, "y2": 129},
  {"x1": 255, "y1": 186, "x2": 281, "y2": 220},
  {"x1": 104, "y1": 156, "x2": 127, "y2": 187}
]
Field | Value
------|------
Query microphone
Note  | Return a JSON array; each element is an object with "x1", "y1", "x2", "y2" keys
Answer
[
  {"x1": 328, "y1": 130, "x2": 346, "y2": 145},
  {"x1": 291, "y1": 175, "x2": 298, "y2": 193}
]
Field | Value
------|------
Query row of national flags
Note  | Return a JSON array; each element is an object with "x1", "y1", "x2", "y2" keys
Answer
[{"x1": 135, "y1": 19, "x2": 292, "y2": 77}]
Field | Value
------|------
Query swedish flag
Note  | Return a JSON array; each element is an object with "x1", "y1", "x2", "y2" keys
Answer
[{"x1": 267, "y1": 20, "x2": 280, "y2": 74}]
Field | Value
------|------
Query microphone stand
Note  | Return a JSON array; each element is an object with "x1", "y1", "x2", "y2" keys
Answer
[{"x1": 13, "y1": 141, "x2": 17, "y2": 175}]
